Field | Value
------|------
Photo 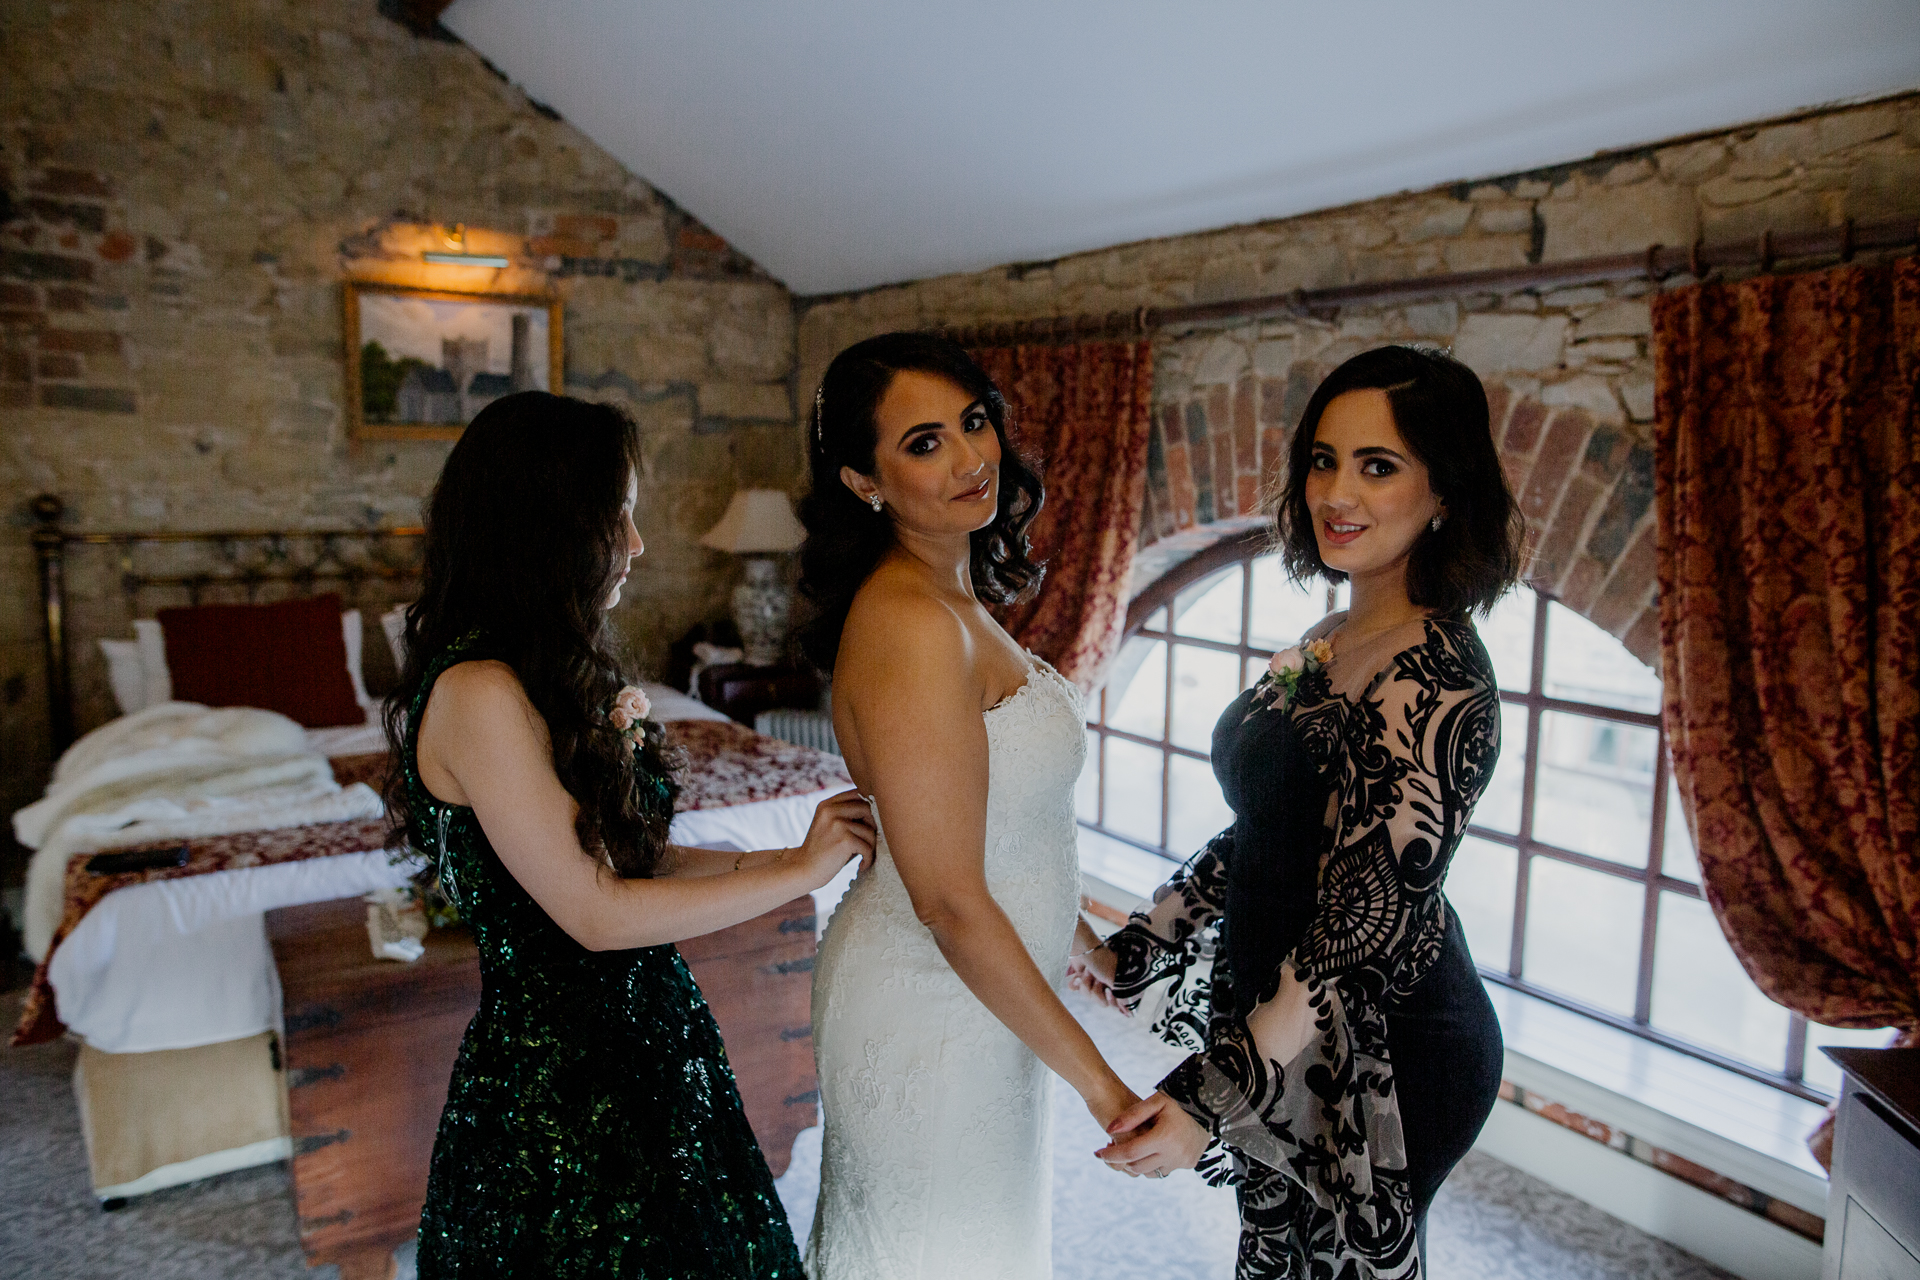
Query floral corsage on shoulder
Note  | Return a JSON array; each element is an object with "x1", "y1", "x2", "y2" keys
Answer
[
  {"x1": 609, "y1": 685, "x2": 676, "y2": 811},
  {"x1": 609, "y1": 685, "x2": 651, "y2": 736},
  {"x1": 1245, "y1": 635, "x2": 1334, "y2": 720}
]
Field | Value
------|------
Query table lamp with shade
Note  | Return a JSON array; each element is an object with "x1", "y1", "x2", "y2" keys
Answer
[{"x1": 700, "y1": 489, "x2": 808, "y2": 667}]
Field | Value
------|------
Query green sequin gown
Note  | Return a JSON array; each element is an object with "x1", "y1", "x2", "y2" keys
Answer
[{"x1": 404, "y1": 636, "x2": 804, "y2": 1278}]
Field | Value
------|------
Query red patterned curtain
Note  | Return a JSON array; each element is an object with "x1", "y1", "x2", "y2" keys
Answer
[
  {"x1": 969, "y1": 341, "x2": 1154, "y2": 692},
  {"x1": 1652, "y1": 260, "x2": 1920, "y2": 1118}
]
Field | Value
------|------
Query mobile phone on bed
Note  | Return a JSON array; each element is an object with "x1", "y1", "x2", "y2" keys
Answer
[{"x1": 85, "y1": 845, "x2": 190, "y2": 875}]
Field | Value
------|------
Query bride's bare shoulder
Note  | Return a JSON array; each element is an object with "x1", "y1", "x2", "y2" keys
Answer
[{"x1": 840, "y1": 571, "x2": 973, "y2": 682}]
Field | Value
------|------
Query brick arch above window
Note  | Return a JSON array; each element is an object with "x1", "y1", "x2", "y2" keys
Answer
[{"x1": 1137, "y1": 371, "x2": 1663, "y2": 667}]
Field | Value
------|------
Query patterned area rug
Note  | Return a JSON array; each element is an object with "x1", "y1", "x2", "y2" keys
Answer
[{"x1": 0, "y1": 988, "x2": 1734, "y2": 1280}]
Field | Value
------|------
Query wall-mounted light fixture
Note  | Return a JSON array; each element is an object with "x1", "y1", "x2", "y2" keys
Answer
[{"x1": 423, "y1": 223, "x2": 509, "y2": 268}]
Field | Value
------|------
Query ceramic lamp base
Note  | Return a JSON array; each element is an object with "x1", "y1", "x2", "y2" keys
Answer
[{"x1": 732, "y1": 556, "x2": 790, "y2": 667}]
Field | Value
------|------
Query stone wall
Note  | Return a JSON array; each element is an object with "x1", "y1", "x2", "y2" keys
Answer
[
  {"x1": 797, "y1": 93, "x2": 1920, "y2": 667},
  {"x1": 0, "y1": 0, "x2": 800, "y2": 858}
]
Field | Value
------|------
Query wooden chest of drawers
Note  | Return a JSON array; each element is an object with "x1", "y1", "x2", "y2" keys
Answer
[{"x1": 269, "y1": 893, "x2": 818, "y2": 1280}]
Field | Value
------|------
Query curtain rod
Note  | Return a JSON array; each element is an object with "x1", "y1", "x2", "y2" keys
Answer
[{"x1": 932, "y1": 216, "x2": 1918, "y2": 348}]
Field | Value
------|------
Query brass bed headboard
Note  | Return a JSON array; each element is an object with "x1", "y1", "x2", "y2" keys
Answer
[{"x1": 30, "y1": 493, "x2": 424, "y2": 753}]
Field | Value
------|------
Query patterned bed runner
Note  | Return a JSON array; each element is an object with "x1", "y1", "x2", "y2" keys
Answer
[
  {"x1": 327, "y1": 723, "x2": 852, "y2": 810},
  {"x1": 12, "y1": 723, "x2": 848, "y2": 1047},
  {"x1": 667, "y1": 719, "x2": 850, "y2": 810},
  {"x1": 11, "y1": 815, "x2": 390, "y2": 1047}
]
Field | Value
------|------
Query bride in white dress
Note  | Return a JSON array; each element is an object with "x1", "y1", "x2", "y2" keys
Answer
[{"x1": 794, "y1": 333, "x2": 1140, "y2": 1279}]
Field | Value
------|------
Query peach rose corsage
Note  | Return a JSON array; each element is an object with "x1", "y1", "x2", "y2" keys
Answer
[
  {"x1": 1246, "y1": 636, "x2": 1334, "y2": 719},
  {"x1": 608, "y1": 684, "x2": 652, "y2": 737}
]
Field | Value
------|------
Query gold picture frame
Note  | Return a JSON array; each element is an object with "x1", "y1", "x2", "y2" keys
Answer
[{"x1": 345, "y1": 282, "x2": 563, "y2": 441}]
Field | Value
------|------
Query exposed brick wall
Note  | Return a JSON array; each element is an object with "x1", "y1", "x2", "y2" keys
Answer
[
  {"x1": 0, "y1": 168, "x2": 144, "y2": 418},
  {"x1": 797, "y1": 93, "x2": 1920, "y2": 669},
  {"x1": 1142, "y1": 302, "x2": 1666, "y2": 664},
  {"x1": 0, "y1": 0, "x2": 800, "y2": 862}
]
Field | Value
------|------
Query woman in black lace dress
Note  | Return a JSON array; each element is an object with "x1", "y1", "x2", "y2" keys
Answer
[
  {"x1": 384, "y1": 391, "x2": 876, "y2": 1277},
  {"x1": 1075, "y1": 346, "x2": 1524, "y2": 1279}
]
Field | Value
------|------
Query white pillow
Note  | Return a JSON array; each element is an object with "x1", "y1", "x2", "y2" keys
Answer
[
  {"x1": 342, "y1": 610, "x2": 376, "y2": 721},
  {"x1": 134, "y1": 618, "x2": 172, "y2": 706},
  {"x1": 381, "y1": 605, "x2": 409, "y2": 673},
  {"x1": 98, "y1": 638, "x2": 147, "y2": 716},
  {"x1": 107, "y1": 611, "x2": 372, "y2": 720},
  {"x1": 643, "y1": 682, "x2": 732, "y2": 724}
]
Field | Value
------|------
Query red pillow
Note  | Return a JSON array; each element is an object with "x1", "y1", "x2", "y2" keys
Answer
[{"x1": 157, "y1": 593, "x2": 364, "y2": 728}]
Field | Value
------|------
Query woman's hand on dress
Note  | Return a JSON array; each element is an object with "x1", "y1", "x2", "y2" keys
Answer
[
  {"x1": 1094, "y1": 1091, "x2": 1209, "y2": 1178},
  {"x1": 1066, "y1": 918, "x2": 1129, "y2": 1015},
  {"x1": 790, "y1": 789, "x2": 876, "y2": 888}
]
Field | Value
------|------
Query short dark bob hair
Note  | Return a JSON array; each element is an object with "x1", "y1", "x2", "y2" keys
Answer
[
  {"x1": 1275, "y1": 345, "x2": 1523, "y2": 616},
  {"x1": 796, "y1": 332, "x2": 1044, "y2": 671}
]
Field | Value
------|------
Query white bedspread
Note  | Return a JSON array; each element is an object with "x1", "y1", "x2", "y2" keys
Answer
[
  {"x1": 17, "y1": 703, "x2": 384, "y2": 963},
  {"x1": 46, "y1": 787, "x2": 839, "y2": 1054},
  {"x1": 20, "y1": 688, "x2": 832, "y2": 1055},
  {"x1": 50, "y1": 851, "x2": 416, "y2": 1054}
]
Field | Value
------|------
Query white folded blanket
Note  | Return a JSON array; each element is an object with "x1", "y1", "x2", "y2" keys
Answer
[{"x1": 17, "y1": 702, "x2": 384, "y2": 962}]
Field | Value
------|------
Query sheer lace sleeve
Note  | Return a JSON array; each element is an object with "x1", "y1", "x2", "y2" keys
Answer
[
  {"x1": 1103, "y1": 830, "x2": 1228, "y2": 1054},
  {"x1": 1157, "y1": 621, "x2": 1499, "y2": 1278}
]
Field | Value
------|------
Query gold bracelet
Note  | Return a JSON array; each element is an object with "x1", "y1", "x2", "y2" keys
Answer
[{"x1": 732, "y1": 849, "x2": 749, "y2": 872}]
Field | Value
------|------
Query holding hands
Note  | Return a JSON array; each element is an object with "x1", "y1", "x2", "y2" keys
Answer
[
  {"x1": 1065, "y1": 916, "x2": 1212, "y2": 1180},
  {"x1": 1096, "y1": 1091, "x2": 1211, "y2": 1179}
]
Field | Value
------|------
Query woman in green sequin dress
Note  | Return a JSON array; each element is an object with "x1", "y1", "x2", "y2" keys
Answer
[{"x1": 385, "y1": 392, "x2": 875, "y2": 1278}]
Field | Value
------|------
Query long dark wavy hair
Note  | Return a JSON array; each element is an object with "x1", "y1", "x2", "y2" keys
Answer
[
  {"x1": 796, "y1": 332, "x2": 1045, "y2": 671},
  {"x1": 383, "y1": 390, "x2": 678, "y2": 879},
  {"x1": 1274, "y1": 344, "x2": 1524, "y2": 616}
]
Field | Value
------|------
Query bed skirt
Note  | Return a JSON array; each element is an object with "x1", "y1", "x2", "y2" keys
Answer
[{"x1": 74, "y1": 1031, "x2": 288, "y2": 1200}]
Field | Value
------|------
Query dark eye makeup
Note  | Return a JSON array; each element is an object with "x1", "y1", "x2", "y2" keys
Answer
[
  {"x1": 900, "y1": 401, "x2": 989, "y2": 456},
  {"x1": 1310, "y1": 449, "x2": 1402, "y2": 476}
]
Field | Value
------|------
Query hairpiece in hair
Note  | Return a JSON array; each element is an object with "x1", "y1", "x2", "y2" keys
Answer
[{"x1": 813, "y1": 386, "x2": 826, "y2": 452}]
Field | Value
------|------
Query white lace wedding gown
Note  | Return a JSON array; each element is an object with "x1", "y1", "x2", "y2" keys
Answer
[{"x1": 806, "y1": 659, "x2": 1086, "y2": 1280}]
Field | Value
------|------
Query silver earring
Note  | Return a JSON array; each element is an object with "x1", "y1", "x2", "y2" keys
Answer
[
  {"x1": 1429, "y1": 514, "x2": 1444, "y2": 532},
  {"x1": 869, "y1": 495, "x2": 883, "y2": 512}
]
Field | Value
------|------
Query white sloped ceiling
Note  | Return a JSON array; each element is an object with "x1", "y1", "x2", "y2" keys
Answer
[{"x1": 441, "y1": 1, "x2": 1920, "y2": 295}]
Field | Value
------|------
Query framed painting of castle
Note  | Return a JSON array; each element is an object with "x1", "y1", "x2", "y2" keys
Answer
[{"x1": 344, "y1": 283, "x2": 563, "y2": 441}]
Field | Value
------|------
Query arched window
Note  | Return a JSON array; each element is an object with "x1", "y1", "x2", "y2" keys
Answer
[{"x1": 1076, "y1": 538, "x2": 1883, "y2": 1100}]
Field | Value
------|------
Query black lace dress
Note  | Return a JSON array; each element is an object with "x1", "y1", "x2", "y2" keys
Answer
[
  {"x1": 1107, "y1": 616, "x2": 1505, "y2": 1280},
  {"x1": 403, "y1": 635, "x2": 804, "y2": 1278}
]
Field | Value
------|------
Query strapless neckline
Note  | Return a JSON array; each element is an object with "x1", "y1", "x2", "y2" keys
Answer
[{"x1": 984, "y1": 654, "x2": 1069, "y2": 718}]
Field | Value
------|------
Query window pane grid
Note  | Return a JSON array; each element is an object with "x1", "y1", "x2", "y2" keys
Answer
[
  {"x1": 1096, "y1": 725, "x2": 1212, "y2": 761},
  {"x1": 1078, "y1": 550, "x2": 1834, "y2": 1103},
  {"x1": 1466, "y1": 825, "x2": 1705, "y2": 895},
  {"x1": 1485, "y1": 591, "x2": 1825, "y2": 1101}
]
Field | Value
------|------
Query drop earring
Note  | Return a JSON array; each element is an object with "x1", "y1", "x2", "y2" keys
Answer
[
  {"x1": 869, "y1": 495, "x2": 884, "y2": 512},
  {"x1": 1429, "y1": 514, "x2": 1444, "y2": 532}
]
